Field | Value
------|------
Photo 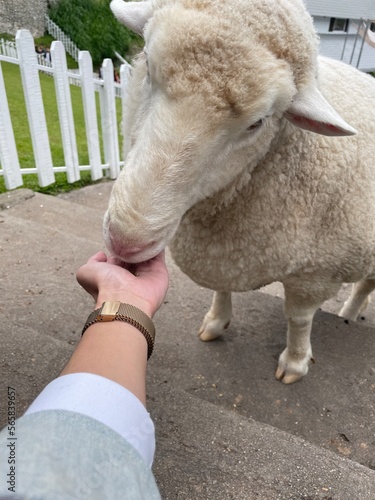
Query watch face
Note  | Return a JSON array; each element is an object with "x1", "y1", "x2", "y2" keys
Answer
[{"x1": 98, "y1": 301, "x2": 122, "y2": 321}]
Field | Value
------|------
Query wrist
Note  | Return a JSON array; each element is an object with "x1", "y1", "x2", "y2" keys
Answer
[{"x1": 83, "y1": 301, "x2": 156, "y2": 359}]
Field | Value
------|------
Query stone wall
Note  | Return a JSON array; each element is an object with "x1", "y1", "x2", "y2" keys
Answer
[{"x1": 0, "y1": 0, "x2": 48, "y2": 38}]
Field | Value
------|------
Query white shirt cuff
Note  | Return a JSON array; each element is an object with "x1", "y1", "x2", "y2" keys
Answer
[{"x1": 25, "y1": 372, "x2": 155, "y2": 467}]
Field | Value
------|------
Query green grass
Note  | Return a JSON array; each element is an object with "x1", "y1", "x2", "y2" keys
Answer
[{"x1": 0, "y1": 61, "x2": 122, "y2": 195}]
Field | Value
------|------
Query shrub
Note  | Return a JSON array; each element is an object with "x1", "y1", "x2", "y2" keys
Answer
[{"x1": 48, "y1": 0, "x2": 142, "y2": 67}]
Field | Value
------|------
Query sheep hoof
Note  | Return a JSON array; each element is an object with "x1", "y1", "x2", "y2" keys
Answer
[
  {"x1": 198, "y1": 319, "x2": 230, "y2": 342},
  {"x1": 275, "y1": 369, "x2": 303, "y2": 385},
  {"x1": 199, "y1": 330, "x2": 221, "y2": 341},
  {"x1": 275, "y1": 348, "x2": 313, "y2": 384}
]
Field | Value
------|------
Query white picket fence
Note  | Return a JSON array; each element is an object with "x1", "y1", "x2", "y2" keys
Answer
[
  {"x1": 0, "y1": 39, "x2": 17, "y2": 59},
  {"x1": 0, "y1": 29, "x2": 132, "y2": 191},
  {"x1": 0, "y1": 38, "x2": 53, "y2": 68},
  {"x1": 45, "y1": 14, "x2": 80, "y2": 62},
  {"x1": 0, "y1": 37, "x2": 124, "y2": 97}
]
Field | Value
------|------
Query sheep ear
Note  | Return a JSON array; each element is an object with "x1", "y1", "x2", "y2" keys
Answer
[
  {"x1": 110, "y1": 0, "x2": 152, "y2": 36},
  {"x1": 284, "y1": 84, "x2": 357, "y2": 136}
]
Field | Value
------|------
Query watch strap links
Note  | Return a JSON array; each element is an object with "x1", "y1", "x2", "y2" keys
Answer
[{"x1": 82, "y1": 302, "x2": 155, "y2": 359}]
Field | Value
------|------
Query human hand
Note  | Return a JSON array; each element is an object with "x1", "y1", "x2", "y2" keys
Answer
[{"x1": 76, "y1": 251, "x2": 169, "y2": 318}]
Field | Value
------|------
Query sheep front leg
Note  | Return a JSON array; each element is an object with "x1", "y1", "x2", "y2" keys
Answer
[
  {"x1": 276, "y1": 282, "x2": 340, "y2": 384},
  {"x1": 199, "y1": 291, "x2": 232, "y2": 341}
]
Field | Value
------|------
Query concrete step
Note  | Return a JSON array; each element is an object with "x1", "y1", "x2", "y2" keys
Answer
[
  {"x1": 149, "y1": 384, "x2": 375, "y2": 500},
  {"x1": 0, "y1": 315, "x2": 74, "y2": 417},
  {"x1": 0, "y1": 211, "x2": 98, "y2": 340},
  {"x1": 1, "y1": 317, "x2": 374, "y2": 499},
  {"x1": 1, "y1": 186, "x2": 375, "y2": 496},
  {"x1": 4, "y1": 189, "x2": 105, "y2": 242},
  {"x1": 153, "y1": 255, "x2": 375, "y2": 471},
  {"x1": 58, "y1": 180, "x2": 114, "y2": 212},
  {"x1": 3, "y1": 323, "x2": 374, "y2": 500}
]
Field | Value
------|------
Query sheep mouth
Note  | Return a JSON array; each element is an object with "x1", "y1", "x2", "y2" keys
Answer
[
  {"x1": 103, "y1": 210, "x2": 182, "y2": 263},
  {"x1": 116, "y1": 241, "x2": 164, "y2": 264},
  {"x1": 107, "y1": 236, "x2": 165, "y2": 264}
]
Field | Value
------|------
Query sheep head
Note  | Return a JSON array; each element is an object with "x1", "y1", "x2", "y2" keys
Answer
[{"x1": 105, "y1": 0, "x2": 356, "y2": 263}]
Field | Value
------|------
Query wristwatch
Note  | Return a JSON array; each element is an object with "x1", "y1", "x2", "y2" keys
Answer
[{"x1": 82, "y1": 301, "x2": 155, "y2": 359}]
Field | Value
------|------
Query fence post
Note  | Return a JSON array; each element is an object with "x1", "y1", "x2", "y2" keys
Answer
[
  {"x1": 16, "y1": 29, "x2": 55, "y2": 187},
  {"x1": 79, "y1": 51, "x2": 103, "y2": 181},
  {"x1": 0, "y1": 63, "x2": 23, "y2": 190},
  {"x1": 51, "y1": 40, "x2": 80, "y2": 183},
  {"x1": 100, "y1": 58, "x2": 120, "y2": 179}
]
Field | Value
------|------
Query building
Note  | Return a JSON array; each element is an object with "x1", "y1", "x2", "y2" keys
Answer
[
  {"x1": 305, "y1": 0, "x2": 375, "y2": 72},
  {"x1": 0, "y1": 0, "x2": 48, "y2": 38}
]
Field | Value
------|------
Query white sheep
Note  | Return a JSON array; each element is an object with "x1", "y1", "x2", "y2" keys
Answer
[{"x1": 106, "y1": 0, "x2": 375, "y2": 383}]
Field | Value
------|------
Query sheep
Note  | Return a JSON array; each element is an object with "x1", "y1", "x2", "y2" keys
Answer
[{"x1": 106, "y1": 0, "x2": 375, "y2": 383}]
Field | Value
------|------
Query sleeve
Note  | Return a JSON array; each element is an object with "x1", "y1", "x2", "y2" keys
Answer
[
  {"x1": 25, "y1": 372, "x2": 155, "y2": 467},
  {"x1": 0, "y1": 410, "x2": 161, "y2": 500}
]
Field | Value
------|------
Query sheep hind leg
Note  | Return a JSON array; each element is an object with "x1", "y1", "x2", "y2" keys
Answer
[
  {"x1": 276, "y1": 281, "x2": 341, "y2": 384},
  {"x1": 199, "y1": 291, "x2": 232, "y2": 341},
  {"x1": 339, "y1": 278, "x2": 375, "y2": 321}
]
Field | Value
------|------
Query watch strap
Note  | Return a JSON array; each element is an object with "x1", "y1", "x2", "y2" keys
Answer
[{"x1": 82, "y1": 302, "x2": 155, "y2": 359}]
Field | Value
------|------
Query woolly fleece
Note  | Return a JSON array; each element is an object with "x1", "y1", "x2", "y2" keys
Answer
[{"x1": 107, "y1": 0, "x2": 375, "y2": 380}]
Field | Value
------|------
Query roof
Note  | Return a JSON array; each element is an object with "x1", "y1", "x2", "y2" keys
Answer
[{"x1": 304, "y1": 0, "x2": 375, "y2": 19}]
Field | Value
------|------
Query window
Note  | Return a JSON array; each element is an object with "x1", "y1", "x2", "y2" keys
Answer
[
  {"x1": 370, "y1": 22, "x2": 375, "y2": 33},
  {"x1": 329, "y1": 18, "x2": 349, "y2": 32}
]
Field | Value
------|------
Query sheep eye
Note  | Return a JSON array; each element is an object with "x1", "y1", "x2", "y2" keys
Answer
[{"x1": 247, "y1": 119, "x2": 263, "y2": 131}]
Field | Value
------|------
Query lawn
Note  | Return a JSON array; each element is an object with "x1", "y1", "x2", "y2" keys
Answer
[{"x1": 0, "y1": 59, "x2": 122, "y2": 194}]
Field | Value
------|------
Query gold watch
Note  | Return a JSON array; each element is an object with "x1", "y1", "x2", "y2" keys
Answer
[{"x1": 82, "y1": 301, "x2": 155, "y2": 359}]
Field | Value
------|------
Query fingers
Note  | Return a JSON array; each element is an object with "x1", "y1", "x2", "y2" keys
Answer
[
  {"x1": 87, "y1": 251, "x2": 108, "y2": 264},
  {"x1": 76, "y1": 249, "x2": 169, "y2": 313},
  {"x1": 78, "y1": 250, "x2": 168, "y2": 284}
]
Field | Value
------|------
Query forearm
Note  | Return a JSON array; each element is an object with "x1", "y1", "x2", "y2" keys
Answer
[
  {"x1": 60, "y1": 321, "x2": 148, "y2": 405},
  {"x1": 62, "y1": 250, "x2": 168, "y2": 405},
  {"x1": 16, "y1": 250, "x2": 168, "y2": 473}
]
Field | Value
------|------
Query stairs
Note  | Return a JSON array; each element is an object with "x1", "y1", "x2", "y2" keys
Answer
[{"x1": 1, "y1": 183, "x2": 375, "y2": 499}]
